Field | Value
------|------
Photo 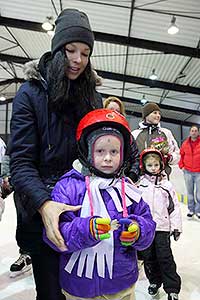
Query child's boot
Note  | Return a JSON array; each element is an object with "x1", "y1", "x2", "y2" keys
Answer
[
  {"x1": 168, "y1": 293, "x2": 179, "y2": 300},
  {"x1": 148, "y1": 283, "x2": 160, "y2": 297}
]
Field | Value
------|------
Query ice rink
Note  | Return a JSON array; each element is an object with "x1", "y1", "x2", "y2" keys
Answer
[{"x1": 0, "y1": 166, "x2": 200, "y2": 300}]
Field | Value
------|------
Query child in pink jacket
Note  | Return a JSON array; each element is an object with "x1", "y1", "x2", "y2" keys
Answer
[{"x1": 138, "y1": 148, "x2": 182, "y2": 300}]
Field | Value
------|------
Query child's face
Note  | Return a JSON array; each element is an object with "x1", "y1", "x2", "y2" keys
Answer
[
  {"x1": 146, "y1": 110, "x2": 161, "y2": 125},
  {"x1": 106, "y1": 101, "x2": 121, "y2": 113},
  {"x1": 145, "y1": 156, "x2": 160, "y2": 174},
  {"x1": 93, "y1": 135, "x2": 122, "y2": 174}
]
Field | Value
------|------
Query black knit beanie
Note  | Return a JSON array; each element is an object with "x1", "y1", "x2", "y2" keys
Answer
[
  {"x1": 142, "y1": 102, "x2": 161, "y2": 119},
  {"x1": 51, "y1": 8, "x2": 94, "y2": 56}
]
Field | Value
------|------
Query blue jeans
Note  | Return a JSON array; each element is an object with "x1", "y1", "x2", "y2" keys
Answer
[{"x1": 183, "y1": 169, "x2": 200, "y2": 214}]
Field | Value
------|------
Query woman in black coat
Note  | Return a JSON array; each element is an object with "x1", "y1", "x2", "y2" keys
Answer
[{"x1": 9, "y1": 8, "x2": 102, "y2": 300}]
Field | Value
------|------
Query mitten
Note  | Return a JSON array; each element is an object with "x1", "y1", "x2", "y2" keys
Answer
[
  {"x1": 119, "y1": 218, "x2": 140, "y2": 246},
  {"x1": 171, "y1": 229, "x2": 181, "y2": 241},
  {"x1": 90, "y1": 218, "x2": 111, "y2": 240}
]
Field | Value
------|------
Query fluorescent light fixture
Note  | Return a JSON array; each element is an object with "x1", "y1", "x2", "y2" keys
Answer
[
  {"x1": 149, "y1": 69, "x2": 158, "y2": 80},
  {"x1": 0, "y1": 95, "x2": 6, "y2": 101},
  {"x1": 141, "y1": 95, "x2": 148, "y2": 105},
  {"x1": 42, "y1": 17, "x2": 54, "y2": 31},
  {"x1": 168, "y1": 16, "x2": 179, "y2": 35}
]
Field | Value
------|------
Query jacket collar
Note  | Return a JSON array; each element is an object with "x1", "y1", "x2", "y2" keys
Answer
[
  {"x1": 23, "y1": 52, "x2": 52, "y2": 90},
  {"x1": 139, "y1": 121, "x2": 161, "y2": 129}
]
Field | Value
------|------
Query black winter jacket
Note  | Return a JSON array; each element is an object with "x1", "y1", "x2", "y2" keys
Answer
[
  {"x1": 9, "y1": 57, "x2": 139, "y2": 252},
  {"x1": 10, "y1": 59, "x2": 103, "y2": 221}
]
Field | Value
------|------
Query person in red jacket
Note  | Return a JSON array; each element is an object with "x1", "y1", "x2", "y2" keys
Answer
[{"x1": 179, "y1": 125, "x2": 200, "y2": 219}]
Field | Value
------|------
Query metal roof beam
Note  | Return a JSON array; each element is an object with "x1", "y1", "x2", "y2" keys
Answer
[
  {"x1": 1, "y1": 54, "x2": 200, "y2": 95},
  {"x1": 0, "y1": 78, "x2": 24, "y2": 86},
  {"x1": 0, "y1": 16, "x2": 199, "y2": 58},
  {"x1": 0, "y1": 16, "x2": 44, "y2": 32},
  {"x1": 95, "y1": 32, "x2": 200, "y2": 58},
  {"x1": 101, "y1": 93, "x2": 200, "y2": 116},
  {"x1": 0, "y1": 95, "x2": 197, "y2": 127},
  {"x1": 0, "y1": 53, "x2": 31, "y2": 64},
  {"x1": 1, "y1": 80, "x2": 199, "y2": 117},
  {"x1": 97, "y1": 70, "x2": 200, "y2": 95}
]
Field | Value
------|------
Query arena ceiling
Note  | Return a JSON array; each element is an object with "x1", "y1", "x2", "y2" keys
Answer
[{"x1": 0, "y1": 0, "x2": 200, "y2": 126}]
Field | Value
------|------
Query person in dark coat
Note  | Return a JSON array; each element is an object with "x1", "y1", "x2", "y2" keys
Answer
[{"x1": 9, "y1": 8, "x2": 102, "y2": 300}]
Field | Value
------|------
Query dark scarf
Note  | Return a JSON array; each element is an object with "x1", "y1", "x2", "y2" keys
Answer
[{"x1": 143, "y1": 122, "x2": 159, "y2": 132}]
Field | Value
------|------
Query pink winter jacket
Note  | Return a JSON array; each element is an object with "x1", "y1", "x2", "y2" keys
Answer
[{"x1": 138, "y1": 174, "x2": 182, "y2": 233}]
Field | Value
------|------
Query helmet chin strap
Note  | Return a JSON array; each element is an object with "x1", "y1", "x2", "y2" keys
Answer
[{"x1": 144, "y1": 169, "x2": 163, "y2": 185}]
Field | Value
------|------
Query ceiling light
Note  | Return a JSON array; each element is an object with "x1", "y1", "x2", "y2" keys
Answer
[
  {"x1": 42, "y1": 16, "x2": 54, "y2": 31},
  {"x1": 149, "y1": 69, "x2": 158, "y2": 80},
  {"x1": 168, "y1": 16, "x2": 179, "y2": 35},
  {"x1": 141, "y1": 95, "x2": 148, "y2": 105},
  {"x1": 0, "y1": 95, "x2": 6, "y2": 101}
]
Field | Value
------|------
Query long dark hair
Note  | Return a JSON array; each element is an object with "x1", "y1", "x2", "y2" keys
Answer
[{"x1": 46, "y1": 49, "x2": 98, "y2": 118}]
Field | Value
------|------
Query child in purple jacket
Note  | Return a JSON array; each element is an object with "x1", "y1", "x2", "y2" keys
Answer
[{"x1": 44, "y1": 109, "x2": 156, "y2": 300}]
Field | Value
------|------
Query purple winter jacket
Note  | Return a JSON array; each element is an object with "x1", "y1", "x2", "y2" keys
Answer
[{"x1": 43, "y1": 169, "x2": 155, "y2": 298}]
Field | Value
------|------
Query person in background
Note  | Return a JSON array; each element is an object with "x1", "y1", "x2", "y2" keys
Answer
[
  {"x1": 179, "y1": 125, "x2": 200, "y2": 219},
  {"x1": 0, "y1": 153, "x2": 32, "y2": 277},
  {"x1": 103, "y1": 96, "x2": 140, "y2": 183},
  {"x1": 1, "y1": 154, "x2": 12, "y2": 201},
  {"x1": 138, "y1": 148, "x2": 182, "y2": 300},
  {"x1": 132, "y1": 102, "x2": 180, "y2": 177},
  {"x1": 103, "y1": 96, "x2": 125, "y2": 115},
  {"x1": 0, "y1": 138, "x2": 7, "y2": 221},
  {"x1": 0, "y1": 180, "x2": 5, "y2": 222},
  {"x1": 0, "y1": 193, "x2": 4, "y2": 221},
  {"x1": 44, "y1": 109, "x2": 156, "y2": 300},
  {"x1": 0, "y1": 136, "x2": 6, "y2": 174},
  {"x1": 9, "y1": 8, "x2": 102, "y2": 300},
  {"x1": 0, "y1": 155, "x2": 10, "y2": 222}
]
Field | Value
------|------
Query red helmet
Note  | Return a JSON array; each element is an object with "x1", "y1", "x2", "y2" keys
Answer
[
  {"x1": 140, "y1": 148, "x2": 165, "y2": 172},
  {"x1": 76, "y1": 109, "x2": 132, "y2": 177},
  {"x1": 76, "y1": 109, "x2": 131, "y2": 141}
]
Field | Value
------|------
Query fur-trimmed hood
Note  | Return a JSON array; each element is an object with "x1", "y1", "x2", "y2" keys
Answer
[
  {"x1": 23, "y1": 59, "x2": 41, "y2": 81},
  {"x1": 23, "y1": 55, "x2": 103, "y2": 86}
]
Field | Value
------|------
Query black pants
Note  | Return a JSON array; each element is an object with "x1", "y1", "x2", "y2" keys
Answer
[
  {"x1": 14, "y1": 193, "x2": 65, "y2": 300},
  {"x1": 13, "y1": 193, "x2": 30, "y2": 255},
  {"x1": 141, "y1": 231, "x2": 181, "y2": 294},
  {"x1": 31, "y1": 242, "x2": 65, "y2": 300}
]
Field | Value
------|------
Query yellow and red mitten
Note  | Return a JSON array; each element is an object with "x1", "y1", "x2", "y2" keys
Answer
[
  {"x1": 119, "y1": 218, "x2": 140, "y2": 246},
  {"x1": 90, "y1": 218, "x2": 111, "y2": 240}
]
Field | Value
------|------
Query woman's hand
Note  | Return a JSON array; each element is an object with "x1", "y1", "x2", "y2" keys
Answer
[{"x1": 38, "y1": 200, "x2": 81, "y2": 250}]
